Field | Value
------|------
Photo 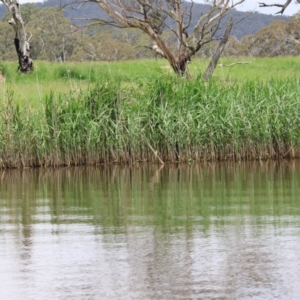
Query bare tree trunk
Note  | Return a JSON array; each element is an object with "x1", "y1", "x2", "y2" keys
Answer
[
  {"x1": 152, "y1": 45, "x2": 190, "y2": 76},
  {"x1": 175, "y1": 53, "x2": 191, "y2": 77},
  {"x1": 202, "y1": 18, "x2": 233, "y2": 81},
  {"x1": 1, "y1": 0, "x2": 33, "y2": 72}
]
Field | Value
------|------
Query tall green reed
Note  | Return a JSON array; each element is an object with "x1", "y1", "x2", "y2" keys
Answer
[{"x1": 1, "y1": 75, "x2": 300, "y2": 168}]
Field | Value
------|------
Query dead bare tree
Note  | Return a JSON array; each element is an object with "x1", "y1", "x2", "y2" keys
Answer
[
  {"x1": 1, "y1": 0, "x2": 33, "y2": 72},
  {"x1": 203, "y1": 17, "x2": 233, "y2": 80},
  {"x1": 259, "y1": 0, "x2": 300, "y2": 14},
  {"x1": 72, "y1": 0, "x2": 245, "y2": 79}
]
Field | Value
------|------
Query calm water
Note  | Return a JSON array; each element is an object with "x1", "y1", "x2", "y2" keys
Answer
[{"x1": 1, "y1": 162, "x2": 300, "y2": 300}]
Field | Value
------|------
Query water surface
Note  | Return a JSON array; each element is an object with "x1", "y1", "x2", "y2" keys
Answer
[{"x1": 1, "y1": 162, "x2": 300, "y2": 299}]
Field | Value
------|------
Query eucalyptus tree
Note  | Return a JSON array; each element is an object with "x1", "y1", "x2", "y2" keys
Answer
[
  {"x1": 27, "y1": 7, "x2": 78, "y2": 62},
  {"x1": 259, "y1": 0, "x2": 300, "y2": 14},
  {"x1": 73, "y1": 0, "x2": 245, "y2": 78},
  {"x1": 1, "y1": 0, "x2": 33, "y2": 72},
  {"x1": 0, "y1": 21, "x2": 16, "y2": 60}
]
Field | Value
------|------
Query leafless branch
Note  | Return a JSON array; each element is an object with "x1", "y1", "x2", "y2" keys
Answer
[
  {"x1": 258, "y1": 0, "x2": 294, "y2": 14},
  {"x1": 218, "y1": 62, "x2": 250, "y2": 67}
]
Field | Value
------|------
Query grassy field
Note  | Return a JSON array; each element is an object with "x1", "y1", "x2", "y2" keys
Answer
[
  {"x1": 1, "y1": 56, "x2": 300, "y2": 104},
  {"x1": 1, "y1": 57, "x2": 300, "y2": 168}
]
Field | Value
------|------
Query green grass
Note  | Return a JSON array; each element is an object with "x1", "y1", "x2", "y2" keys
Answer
[
  {"x1": 1, "y1": 57, "x2": 300, "y2": 105},
  {"x1": 0, "y1": 60, "x2": 168, "y2": 106},
  {"x1": 188, "y1": 56, "x2": 300, "y2": 83},
  {"x1": 1, "y1": 57, "x2": 300, "y2": 168}
]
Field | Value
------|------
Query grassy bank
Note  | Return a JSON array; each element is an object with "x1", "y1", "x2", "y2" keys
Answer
[
  {"x1": 1, "y1": 70, "x2": 300, "y2": 167},
  {"x1": 1, "y1": 56, "x2": 300, "y2": 103}
]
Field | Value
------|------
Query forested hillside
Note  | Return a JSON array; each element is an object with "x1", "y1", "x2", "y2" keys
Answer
[
  {"x1": 37, "y1": 0, "x2": 291, "y2": 39},
  {"x1": 0, "y1": 0, "x2": 290, "y2": 39},
  {"x1": 0, "y1": 1, "x2": 297, "y2": 62}
]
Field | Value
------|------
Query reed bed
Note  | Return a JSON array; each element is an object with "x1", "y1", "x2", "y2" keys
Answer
[{"x1": 1, "y1": 75, "x2": 300, "y2": 168}]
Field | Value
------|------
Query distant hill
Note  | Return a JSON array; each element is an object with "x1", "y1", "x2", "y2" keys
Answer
[
  {"x1": 0, "y1": 5, "x2": 6, "y2": 19},
  {"x1": 0, "y1": 0, "x2": 290, "y2": 39}
]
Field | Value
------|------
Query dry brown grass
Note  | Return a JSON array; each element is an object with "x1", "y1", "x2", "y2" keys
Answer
[{"x1": 0, "y1": 73, "x2": 5, "y2": 84}]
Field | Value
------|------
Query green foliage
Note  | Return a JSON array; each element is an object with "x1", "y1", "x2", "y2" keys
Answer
[
  {"x1": 0, "y1": 22, "x2": 16, "y2": 61},
  {"x1": 226, "y1": 14, "x2": 300, "y2": 57},
  {"x1": 1, "y1": 58, "x2": 300, "y2": 167}
]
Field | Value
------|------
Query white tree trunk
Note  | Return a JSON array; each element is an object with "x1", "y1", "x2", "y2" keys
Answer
[{"x1": 1, "y1": 0, "x2": 33, "y2": 72}]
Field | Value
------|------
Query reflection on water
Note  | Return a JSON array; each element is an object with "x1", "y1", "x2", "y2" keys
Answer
[{"x1": 1, "y1": 162, "x2": 300, "y2": 299}]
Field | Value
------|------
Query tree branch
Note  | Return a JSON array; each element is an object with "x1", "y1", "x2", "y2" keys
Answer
[{"x1": 258, "y1": 0, "x2": 295, "y2": 14}]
